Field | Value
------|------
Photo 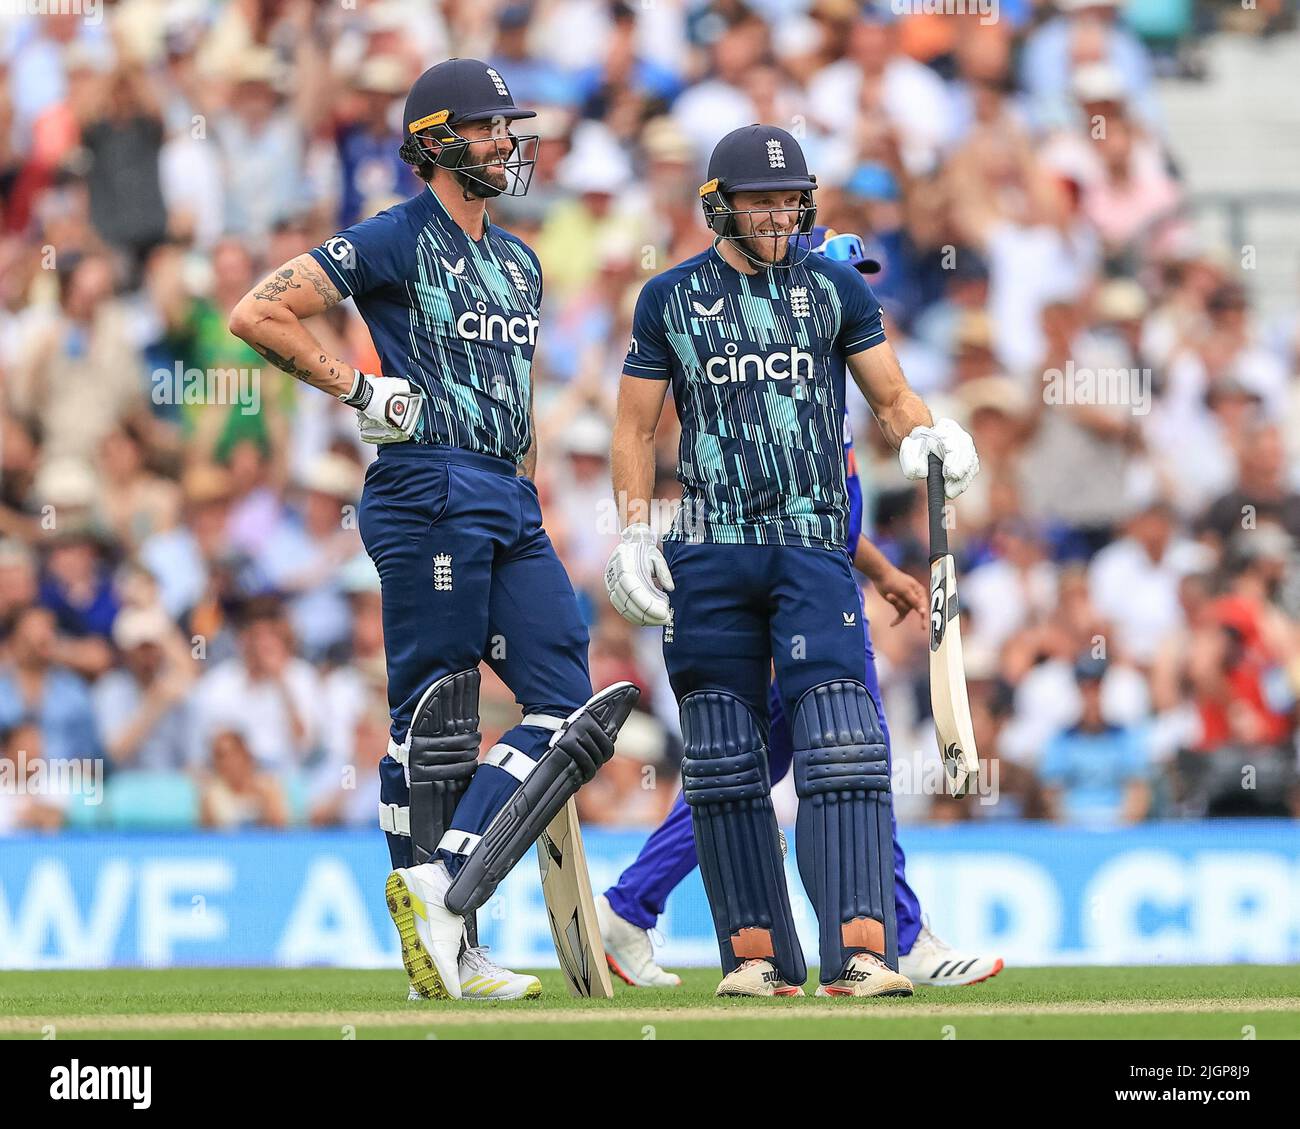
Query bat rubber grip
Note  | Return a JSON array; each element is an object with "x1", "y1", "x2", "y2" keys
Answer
[{"x1": 927, "y1": 453, "x2": 947, "y2": 562}]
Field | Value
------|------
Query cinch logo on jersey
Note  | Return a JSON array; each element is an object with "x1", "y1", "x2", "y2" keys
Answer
[
  {"x1": 703, "y1": 342, "x2": 814, "y2": 384},
  {"x1": 456, "y1": 300, "x2": 541, "y2": 345}
]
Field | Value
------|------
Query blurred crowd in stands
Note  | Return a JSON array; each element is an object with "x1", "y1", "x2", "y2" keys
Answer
[{"x1": 1, "y1": 0, "x2": 1297, "y2": 836}]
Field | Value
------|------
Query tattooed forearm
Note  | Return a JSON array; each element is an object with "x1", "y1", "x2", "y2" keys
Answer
[
  {"x1": 251, "y1": 343, "x2": 316, "y2": 382},
  {"x1": 296, "y1": 259, "x2": 343, "y2": 309},
  {"x1": 229, "y1": 254, "x2": 355, "y2": 399},
  {"x1": 253, "y1": 268, "x2": 302, "y2": 302}
]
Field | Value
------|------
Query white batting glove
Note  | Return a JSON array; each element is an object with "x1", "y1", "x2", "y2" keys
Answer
[
  {"x1": 899, "y1": 418, "x2": 980, "y2": 498},
  {"x1": 604, "y1": 523, "x2": 675, "y2": 627},
  {"x1": 341, "y1": 372, "x2": 424, "y2": 444}
]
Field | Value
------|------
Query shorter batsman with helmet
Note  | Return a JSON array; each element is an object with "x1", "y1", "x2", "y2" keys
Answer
[
  {"x1": 230, "y1": 59, "x2": 638, "y2": 1003},
  {"x1": 606, "y1": 126, "x2": 980, "y2": 996}
]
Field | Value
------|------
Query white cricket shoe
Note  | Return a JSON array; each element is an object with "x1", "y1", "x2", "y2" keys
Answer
[
  {"x1": 816, "y1": 952, "x2": 914, "y2": 998},
  {"x1": 899, "y1": 922, "x2": 1004, "y2": 987},
  {"x1": 716, "y1": 958, "x2": 805, "y2": 998},
  {"x1": 459, "y1": 946, "x2": 542, "y2": 1000},
  {"x1": 595, "y1": 895, "x2": 681, "y2": 988},
  {"x1": 385, "y1": 862, "x2": 464, "y2": 1000}
]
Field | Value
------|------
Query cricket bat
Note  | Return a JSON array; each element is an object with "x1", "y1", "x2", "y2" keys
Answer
[
  {"x1": 927, "y1": 453, "x2": 980, "y2": 797},
  {"x1": 538, "y1": 797, "x2": 614, "y2": 999}
]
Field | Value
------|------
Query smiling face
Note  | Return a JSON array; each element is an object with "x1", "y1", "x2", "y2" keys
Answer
[
  {"x1": 450, "y1": 117, "x2": 520, "y2": 193},
  {"x1": 728, "y1": 189, "x2": 805, "y2": 265}
]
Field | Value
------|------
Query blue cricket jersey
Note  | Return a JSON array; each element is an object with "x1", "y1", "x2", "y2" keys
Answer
[
  {"x1": 310, "y1": 185, "x2": 542, "y2": 463},
  {"x1": 624, "y1": 243, "x2": 885, "y2": 551}
]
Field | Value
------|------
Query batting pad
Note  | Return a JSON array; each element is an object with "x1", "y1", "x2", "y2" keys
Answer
[
  {"x1": 791, "y1": 679, "x2": 898, "y2": 980},
  {"x1": 681, "y1": 690, "x2": 807, "y2": 986}
]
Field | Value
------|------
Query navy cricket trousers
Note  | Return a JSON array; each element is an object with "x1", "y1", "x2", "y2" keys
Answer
[{"x1": 358, "y1": 444, "x2": 592, "y2": 869}]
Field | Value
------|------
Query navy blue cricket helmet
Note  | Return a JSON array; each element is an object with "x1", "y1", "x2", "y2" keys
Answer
[
  {"x1": 399, "y1": 58, "x2": 539, "y2": 198},
  {"x1": 700, "y1": 125, "x2": 819, "y2": 268}
]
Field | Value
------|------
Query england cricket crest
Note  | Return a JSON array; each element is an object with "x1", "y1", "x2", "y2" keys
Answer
[{"x1": 433, "y1": 553, "x2": 453, "y2": 591}]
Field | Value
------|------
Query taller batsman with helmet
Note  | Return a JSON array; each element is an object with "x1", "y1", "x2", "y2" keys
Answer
[
  {"x1": 605, "y1": 125, "x2": 980, "y2": 996},
  {"x1": 230, "y1": 59, "x2": 638, "y2": 1002}
]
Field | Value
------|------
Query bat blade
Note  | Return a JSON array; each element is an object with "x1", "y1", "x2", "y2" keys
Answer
[
  {"x1": 929, "y1": 553, "x2": 980, "y2": 797},
  {"x1": 926, "y1": 453, "x2": 980, "y2": 798},
  {"x1": 538, "y1": 797, "x2": 614, "y2": 999}
]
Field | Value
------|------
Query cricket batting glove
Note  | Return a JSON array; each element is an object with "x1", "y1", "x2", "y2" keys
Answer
[
  {"x1": 605, "y1": 522, "x2": 674, "y2": 627},
  {"x1": 899, "y1": 418, "x2": 979, "y2": 499},
  {"x1": 340, "y1": 371, "x2": 424, "y2": 444}
]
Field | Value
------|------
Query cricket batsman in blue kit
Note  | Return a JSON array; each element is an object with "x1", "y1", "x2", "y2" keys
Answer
[
  {"x1": 596, "y1": 230, "x2": 1004, "y2": 992},
  {"x1": 606, "y1": 127, "x2": 982, "y2": 997},
  {"x1": 231, "y1": 59, "x2": 639, "y2": 1003}
]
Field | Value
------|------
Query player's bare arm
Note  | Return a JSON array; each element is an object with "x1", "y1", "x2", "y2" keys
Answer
[
  {"x1": 606, "y1": 374, "x2": 673, "y2": 626},
  {"x1": 231, "y1": 253, "x2": 423, "y2": 444},
  {"x1": 849, "y1": 342, "x2": 981, "y2": 499},
  {"x1": 610, "y1": 374, "x2": 668, "y2": 527},
  {"x1": 846, "y1": 340, "x2": 932, "y2": 450},
  {"x1": 229, "y1": 254, "x2": 353, "y2": 394}
]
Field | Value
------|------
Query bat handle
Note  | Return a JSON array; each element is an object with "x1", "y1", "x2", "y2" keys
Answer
[{"x1": 927, "y1": 453, "x2": 948, "y2": 562}]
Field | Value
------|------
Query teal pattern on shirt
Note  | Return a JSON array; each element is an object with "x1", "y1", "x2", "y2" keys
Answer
[
  {"x1": 625, "y1": 244, "x2": 886, "y2": 551},
  {"x1": 310, "y1": 185, "x2": 542, "y2": 463}
]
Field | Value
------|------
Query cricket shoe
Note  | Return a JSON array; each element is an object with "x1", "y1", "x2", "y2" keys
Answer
[
  {"x1": 386, "y1": 862, "x2": 464, "y2": 1000},
  {"x1": 715, "y1": 959, "x2": 805, "y2": 998},
  {"x1": 899, "y1": 922, "x2": 1004, "y2": 986},
  {"x1": 406, "y1": 949, "x2": 542, "y2": 1001},
  {"x1": 459, "y1": 946, "x2": 542, "y2": 1000},
  {"x1": 596, "y1": 895, "x2": 681, "y2": 988},
  {"x1": 816, "y1": 952, "x2": 914, "y2": 998}
]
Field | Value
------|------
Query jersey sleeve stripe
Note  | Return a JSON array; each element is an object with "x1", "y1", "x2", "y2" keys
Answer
[
  {"x1": 623, "y1": 358, "x2": 670, "y2": 377},
  {"x1": 842, "y1": 327, "x2": 886, "y2": 355}
]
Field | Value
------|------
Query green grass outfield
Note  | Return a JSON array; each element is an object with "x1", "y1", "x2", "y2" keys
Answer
[{"x1": 1, "y1": 966, "x2": 1296, "y2": 1040}]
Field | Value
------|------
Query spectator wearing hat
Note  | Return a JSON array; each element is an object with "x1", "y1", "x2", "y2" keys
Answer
[
  {"x1": 255, "y1": 453, "x2": 363, "y2": 662},
  {"x1": 214, "y1": 50, "x2": 305, "y2": 239},
  {"x1": 534, "y1": 125, "x2": 646, "y2": 300},
  {"x1": 1021, "y1": 0, "x2": 1160, "y2": 133},
  {"x1": 0, "y1": 605, "x2": 102, "y2": 765},
  {"x1": 93, "y1": 604, "x2": 196, "y2": 772},
  {"x1": 1040, "y1": 654, "x2": 1153, "y2": 826},
  {"x1": 139, "y1": 464, "x2": 236, "y2": 624},
  {"x1": 335, "y1": 56, "x2": 419, "y2": 227}
]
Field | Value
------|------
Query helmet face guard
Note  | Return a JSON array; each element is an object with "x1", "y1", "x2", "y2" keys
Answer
[
  {"x1": 699, "y1": 177, "x2": 818, "y2": 270},
  {"x1": 400, "y1": 111, "x2": 539, "y2": 199}
]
